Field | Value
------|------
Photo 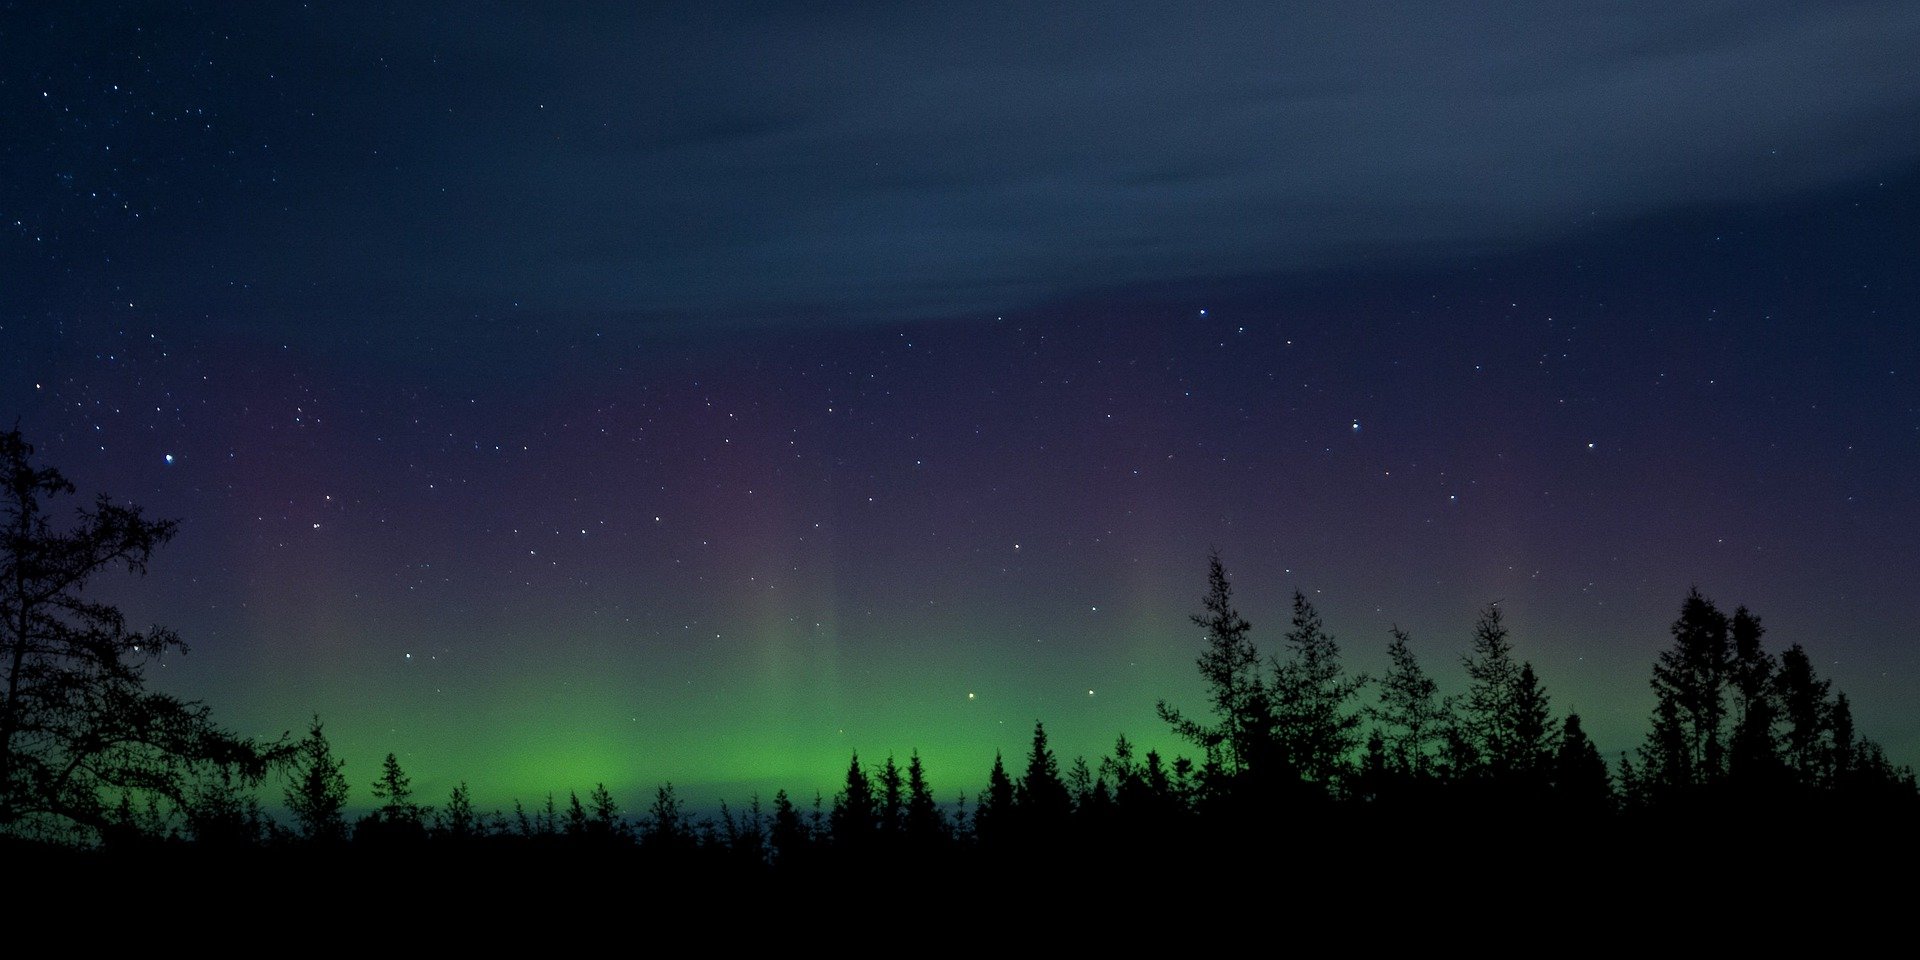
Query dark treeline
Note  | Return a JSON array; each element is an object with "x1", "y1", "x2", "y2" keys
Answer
[{"x1": 3, "y1": 429, "x2": 1917, "y2": 902}]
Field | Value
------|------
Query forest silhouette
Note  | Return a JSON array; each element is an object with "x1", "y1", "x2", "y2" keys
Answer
[{"x1": 3, "y1": 426, "x2": 1915, "y2": 905}]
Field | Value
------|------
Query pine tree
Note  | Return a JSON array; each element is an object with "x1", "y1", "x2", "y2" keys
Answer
[
  {"x1": 830, "y1": 752, "x2": 876, "y2": 848},
  {"x1": 1641, "y1": 588, "x2": 1732, "y2": 791},
  {"x1": 1454, "y1": 604, "x2": 1521, "y2": 779},
  {"x1": 1829, "y1": 692, "x2": 1856, "y2": 786},
  {"x1": 643, "y1": 782, "x2": 693, "y2": 852},
  {"x1": 1373, "y1": 626, "x2": 1444, "y2": 779},
  {"x1": 1509, "y1": 662, "x2": 1555, "y2": 787},
  {"x1": 770, "y1": 789, "x2": 811, "y2": 864},
  {"x1": 588, "y1": 782, "x2": 622, "y2": 841},
  {"x1": 564, "y1": 791, "x2": 590, "y2": 838},
  {"x1": 284, "y1": 717, "x2": 349, "y2": 843},
  {"x1": 370, "y1": 752, "x2": 425, "y2": 830},
  {"x1": 876, "y1": 754, "x2": 905, "y2": 838},
  {"x1": 438, "y1": 781, "x2": 478, "y2": 840},
  {"x1": 1157, "y1": 551, "x2": 1269, "y2": 778},
  {"x1": 1776, "y1": 643, "x2": 1830, "y2": 787},
  {"x1": 1727, "y1": 606, "x2": 1782, "y2": 784},
  {"x1": 972, "y1": 752, "x2": 1015, "y2": 846},
  {"x1": 904, "y1": 751, "x2": 945, "y2": 844},
  {"x1": 1270, "y1": 591, "x2": 1367, "y2": 788},
  {"x1": 1553, "y1": 714, "x2": 1612, "y2": 814},
  {"x1": 1066, "y1": 756, "x2": 1096, "y2": 809},
  {"x1": 1017, "y1": 721, "x2": 1072, "y2": 827}
]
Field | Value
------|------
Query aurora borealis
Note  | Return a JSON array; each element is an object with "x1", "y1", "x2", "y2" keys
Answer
[{"x1": 5, "y1": 3, "x2": 1919, "y2": 812}]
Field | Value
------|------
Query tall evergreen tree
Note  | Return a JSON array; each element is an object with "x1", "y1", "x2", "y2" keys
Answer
[
  {"x1": 1727, "y1": 606, "x2": 1782, "y2": 784},
  {"x1": 1829, "y1": 692, "x2": 1856, "y2": 785},
  {"x1": 1453, "y1": 604, "x2": 1521, "y2": 778},
  {"x1": 438, "y1": 781, "x2": 478, "y2": 840},
  {"x1": 1509, "y1": 662, "x2": 1555, "y2": 787},
  {"x1": 1776, "y1": 643, "x2": 1830, "y2": 787},
  {"x1": 643, "y1": 783, "x2": 693, "y2": 852},
  {"x1": 284, "y1": 717, "x2": 349, "y2": 843},
  {"x1": 1016, "y1": 721, "x2": 1073, "y2": 831},
  {"x1": 586, "y1": 782, "x2": 622, "y2": 841},
  {"x1": 1372, "y1": 626, "x2": 1445, "y2": 779},
  {"x1": 903, "y1": 751, "x2": 945, "y2": 844},
  {"x1": 770, "y1": 789, "x2": 811, "y2": 864},
  {"x1": 564, "y1": 791, "x2": 590, "y2": 838},
  {"x1": 972, "y1": 751, "x2": 1015, "y2": 846},
  {"x1": 370, "y1": 752, "x2": 425, "y2": 829},
  {"x1": 1553, "y1": 714, "x2": 1612, "y2": 813},
  {"x1": 1158, "y1": 551, "x2": 1269, "y2": 778},
  {"x1": 876, "y1": 754, "x2": 905, "y2": 838},
  {"x1": 1641, "y1": 588, "x2": 1732, "y2": 791},
  {"x1": 1270, "y1": 591, "x2": 1367, "y2": 789},
  {"x1": 830, "y1": 752, "x2": 876, "y2": 848}
]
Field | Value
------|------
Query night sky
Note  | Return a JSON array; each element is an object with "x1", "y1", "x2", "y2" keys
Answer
[{"x1": 5, "y1": 2, "x2": 1918, "y2": 810}]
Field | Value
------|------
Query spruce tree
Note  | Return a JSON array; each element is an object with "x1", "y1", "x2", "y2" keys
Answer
[
  {"x1": 1553, "y1": 714, "x2": 1612, "y2": 813},
  {"x1": 1271, "y1": 591, "x2": 1367, "y2": 788},
  {"x1": 1776, "y1": 643, "x2": 1830, "y2": 786},
  {"x1": 876, "y1": 754, "x2": 905, "y2": 838},
  {"x1": 1454, "y1": 604, "x2": 1521, "y2": 779},
  {"x1": 830, "y1": 752, "x2": 876, "y2": 848},
  {"x1": 1727, "y1": 606, "x2": 1782, "y2": 784},
  {"x1": 284, "y1": 717, "x2": 349, "y2": 843},
  {"x1": 1373, "y1": 626, "x2": 1444, "y2": 779},
  {"x1": 439, "y1": 782, "x2": 478, "y2": 840},
  {"x1": 1158, "y1": 551, "x2": 1268, "y2": 778},
  {"x1": 1017, "y1": 721, "x2": 1073, "y2": 828},
  {"x1": 1642, "y1": 588, "x2": 1732, "y2": 791},
  {"x1": 904, "y1": 751, "x2": 945, "y2": 844},
  {"x1": 370, "y1": 752, "x2": 425, "y2": 830},
  {"x1": 972, "y1": 752, "x2": 1015, "y2": 846}
]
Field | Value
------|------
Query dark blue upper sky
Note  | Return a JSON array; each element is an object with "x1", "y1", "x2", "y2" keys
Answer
[{"x1": 9, "y1": 2, "x2": 1919, "y2": 332}]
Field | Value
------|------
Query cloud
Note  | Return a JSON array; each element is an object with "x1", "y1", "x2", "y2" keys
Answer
[{"x1": 28, "y1": 2, "x2": 1920, "y2": 327}]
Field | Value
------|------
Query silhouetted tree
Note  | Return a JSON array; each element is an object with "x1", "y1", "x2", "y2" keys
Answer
[
  {"x1": 438, "y1": 781, "x2": 479, "y2": 841},
  {"x1": 831, "y1": 752, "x2": 876, "y2": 849},
  {"x1": 1727, "y1": 606, "x2": 1783, "y2": 785},
  {"x1": 1372, "y1": 626, "x2": 1445, "y2": 780},
  {"x1": 371, "y1": 752, "x2": 426, "y2": 827},
  {"x1": 1066, "y1": 756, "x2": 1096, "y2": 809},
  {"x1": 184, "y1": 766, "x2": 268, "y2": 848},
  {"x1": 643, "y1": 782, "x2": 694, "y2": 853},
  {"x1": 584, "y1": 782, "x2": 622, "y2": 842},
  {"x1": 1553, "y1": 714, "x2": 1612, "y2": 814},
  {"x1": 904, "y1": 751, "x2": 945, "y2": 844},
  {"x1": 1158, "y1": 551, "x2": 1269, "y2": 778},
  {"x1": 770, "y1": 789, "x2": 811, "y2": 865},
  {"x1": 972, "y1": 752, "x2": 1015, "y2": 846},
  {"x1": 1776, "y1": 643, "x2": 1830, "y2": 786},
  {"x1": 1100, "y1": 735, "x2": 1140, "y2": 792},
  {"x1": 720, "y1": 796, "x2": 767, "y2": 866},
  {"x1": 1452, "y1": 603, "x2": 1544, "y2": 784},
  {"x1": 0, "y1": 429, "x2": 278, "y2": 837},
  {"x1": 1509, "y1": 663, "x2": 1555, "y2": 789},
  {"x1": 1829, "y1": 692, "x2": 1856, "y2": 785},
  {"x1": 877, "y1": 754, "x2": 905, "y2": 839},
  {"x1": 1017, "y1": 721, "x2": 1072, "y2": 828},
  {"x1": 284, "y1": 717, "x2": 349, "y2": 843},
  {"x1": 1637, "y1": 696, "x2": 1691, "y2": 803},
  {"x1": 1271, "y1": 591, "x2": 1367, "y2": 789},
  {"x1": 1640, "y1": 588, "x2": 1732, "y2": 793},
  {"x1": 564, "y1": 791, "x2": 590, "y2": 838}
]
